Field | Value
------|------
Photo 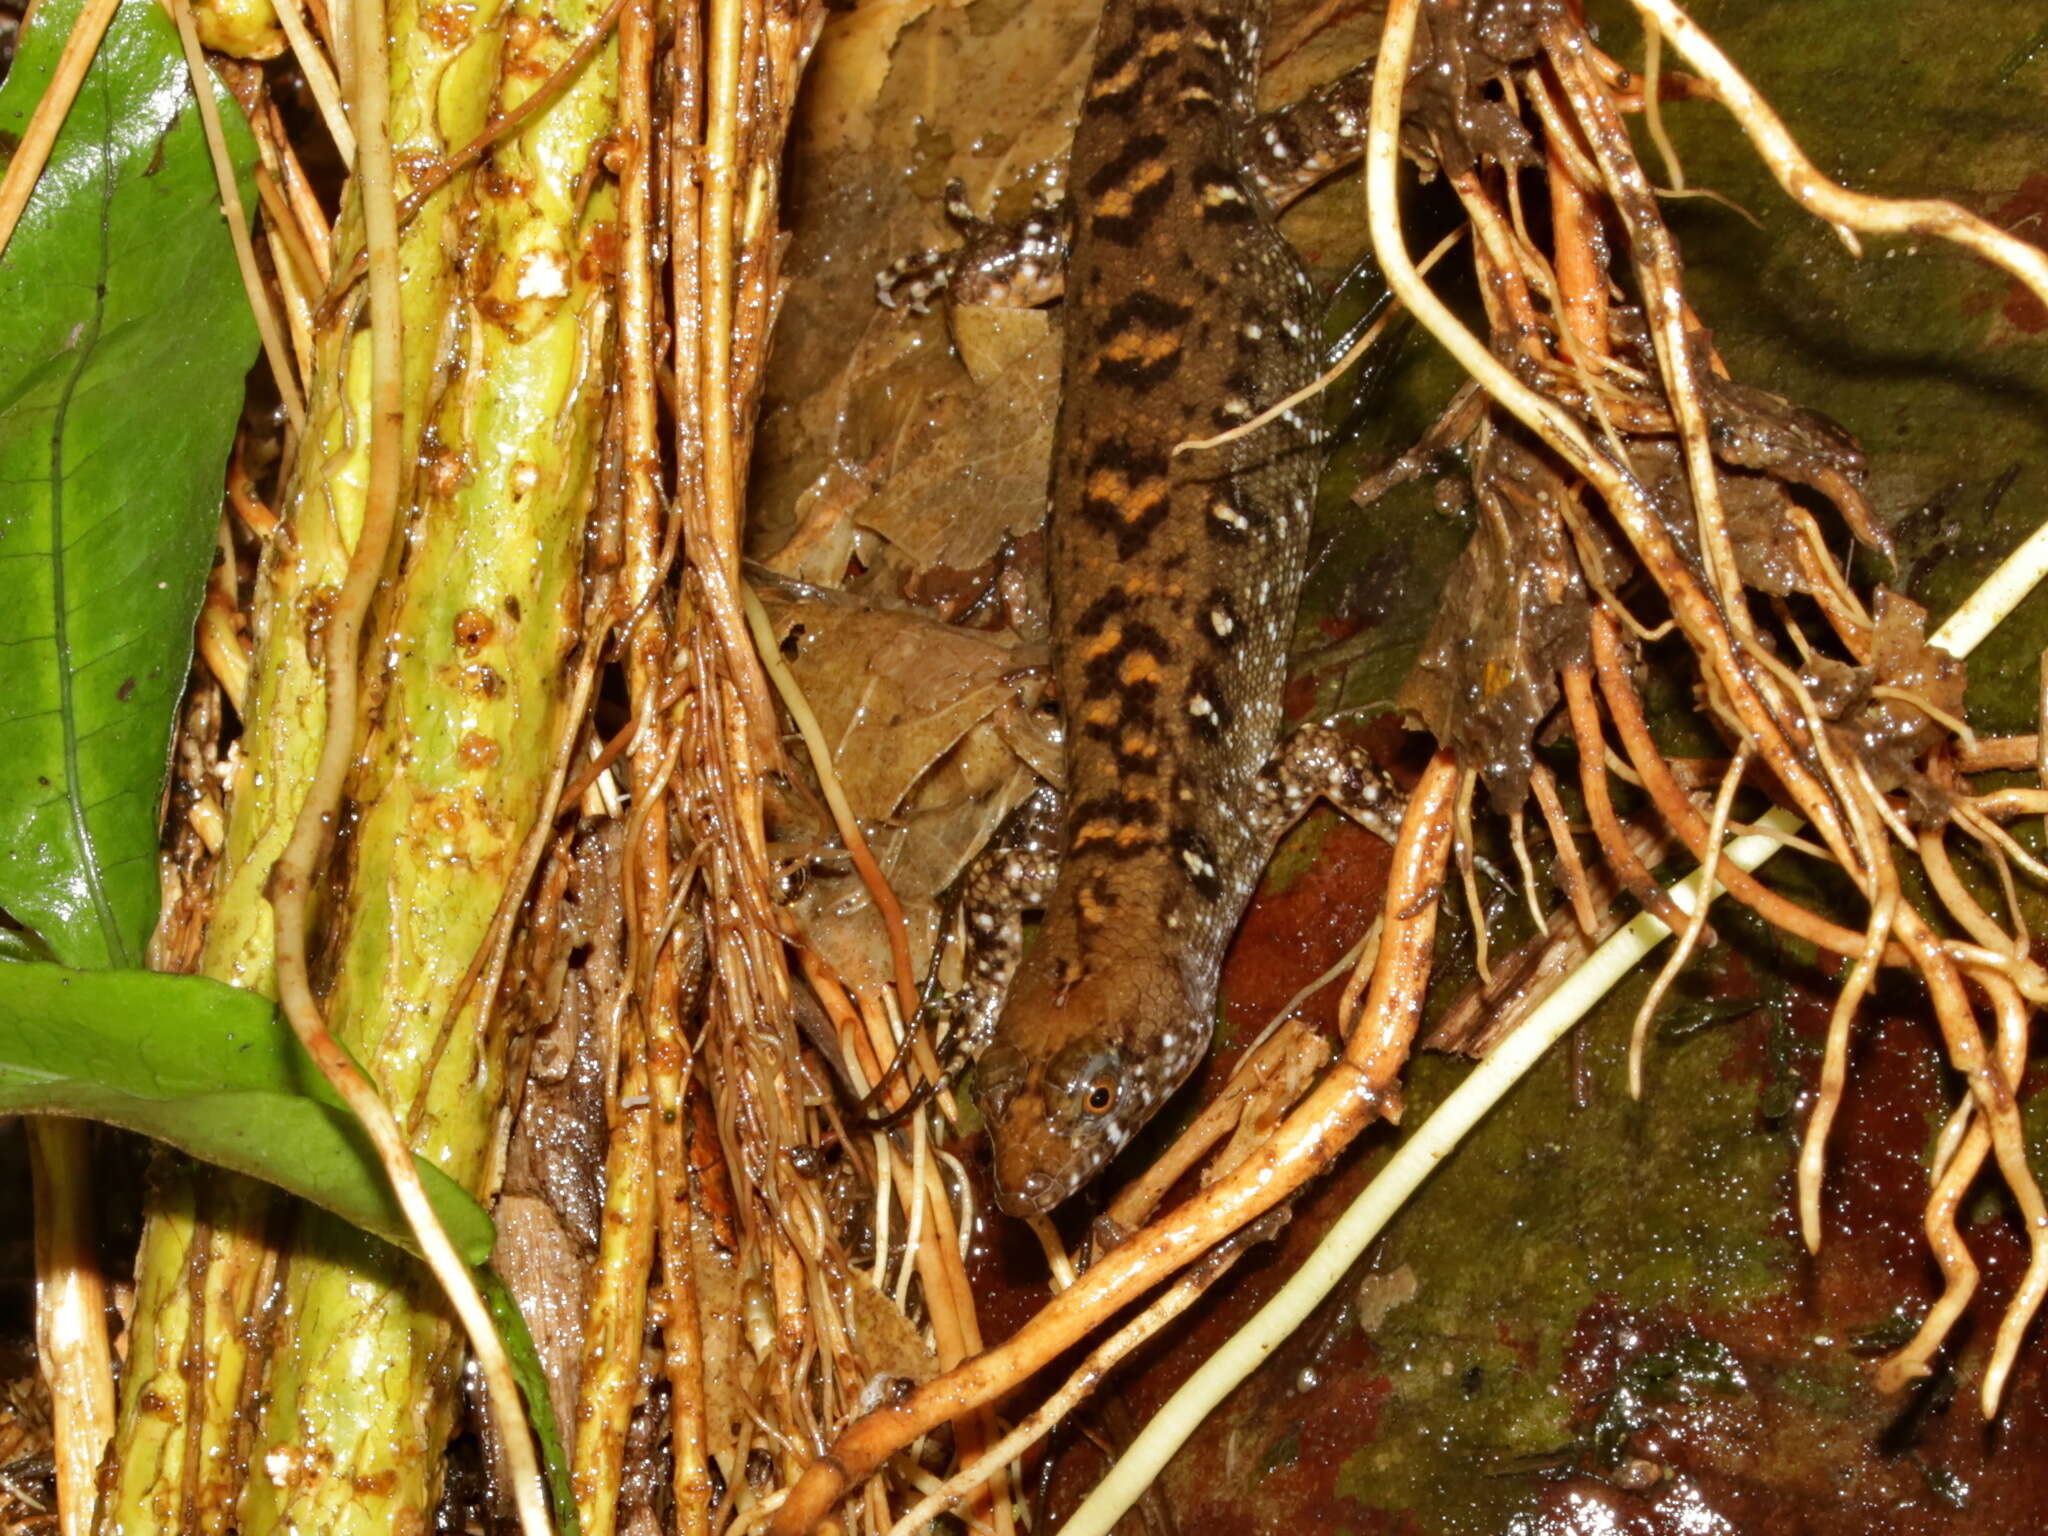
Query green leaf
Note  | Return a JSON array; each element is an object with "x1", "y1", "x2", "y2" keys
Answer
[
  {"x1": 0, "y1": 962, "x2": 496, "y2": 1265},
  {"x1": 0, "y1": 0, "x2": 260, "y2": 970},
  {"x1": 479, "y1": 1267, "x2": 584, "y2": 1536},
  {"x1": 0, "y1": 928, "x2": 54, "y2": 965}
]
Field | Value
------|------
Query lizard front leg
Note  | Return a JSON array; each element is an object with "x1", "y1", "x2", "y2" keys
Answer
[
  {"x1": 876, "y1": 62, "x2": 1385, "y2": 320},
  {"x1": 877, "y1": 183, "x2": 1071, "y2": 313},
  {"x1": 1251, "y1": 722, "x2": 1507, "y2": 887},
  {"x1": 849, "y1": 786, "x2": 1062, "y2": 1123},
  {"x1": 1251, "y1": 721, "x2": 1408, "y2": 846}
]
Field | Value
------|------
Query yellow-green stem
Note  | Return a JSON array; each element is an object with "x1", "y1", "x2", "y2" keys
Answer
[
  {"x1": 101, "y1": 0, "x2": 479, "y2": 1510},
  {"x1": 240, "y1": 0, "x2": 620, "y2": 1524}
]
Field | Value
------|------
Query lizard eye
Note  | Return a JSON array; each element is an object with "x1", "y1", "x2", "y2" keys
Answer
[{"x1": 1048, "y1": 1042, "x2": 1124, "y2": 1122}]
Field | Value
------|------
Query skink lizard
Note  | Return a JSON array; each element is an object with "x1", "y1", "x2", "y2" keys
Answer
[{"x1": 886, "y1": 0, "x2": 1398, "y2": 1216}]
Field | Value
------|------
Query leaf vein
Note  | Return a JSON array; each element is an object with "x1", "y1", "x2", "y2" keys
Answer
[{"x1": 44, "y1": 65, "x2": 132, "y2": 971}]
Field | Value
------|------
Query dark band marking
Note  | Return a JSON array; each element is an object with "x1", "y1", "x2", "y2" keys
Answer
[
  {"x1": 1070, "y1": 792, "x2": 1169, "y2": 863},
  {"x1": 1073, "y1": 815, "x2": 1165, "y2": 853},
  {"x1": 1073, "y1": 588, "x2": 1134, "y2": 638},
  {"x1": 1080, "y1": 618, "x2": 1175, "y2": 705},
  {"x1": 1093, "y1": 336, "x2": 1185, "y2": 389},
  {"x1": 1089, "y1": 463, "x2": 1170, "y2": 526},
  {"x1": 1132, "y1": 5, "x2": 1184, "y2": 39},
  {"x1": 1103, "y1": 290, "x2": 1195, "y2": 335},
  {"x1": 1073, "y1": 790, "x2": 1165, "y2": 825},
  {"x1": 1078, "y1": 442, "x2": 1176, "y2": 558},
  {"x1": 1085, "y1": 133, "x2": 1174, "y2": 247},
  {"x1": 1088, "y1": 37, "x2": 1145, "y2": 109},
  {"x1": 1093, "y1": 291, "x2": 1194, "y2": 388},
  {"x1": 1085, "y1": 132, "x2": 1170, "y2": 200},
  {"x1": 1189, "y1": 19, "x2": 1235, "y2": 56},
  {"x1": 1189, "y1": 10, "x2": 1251, "y2": 65}
]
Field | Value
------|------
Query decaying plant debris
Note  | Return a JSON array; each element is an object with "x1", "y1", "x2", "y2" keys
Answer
[{"x1": 6, "y1": 0, "x2": 2048, "y2": 1532}]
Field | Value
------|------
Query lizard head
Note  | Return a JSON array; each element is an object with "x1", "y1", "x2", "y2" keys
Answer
[{"x1": 972, "y1": 950, "x2": 1208, "y2": 1216}]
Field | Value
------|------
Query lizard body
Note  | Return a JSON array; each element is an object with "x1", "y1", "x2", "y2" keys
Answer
[{"x1": 966, "y1": 0, "x2": 1342, "y2": 1214}]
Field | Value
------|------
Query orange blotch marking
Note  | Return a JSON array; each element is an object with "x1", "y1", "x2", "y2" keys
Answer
[
  {"x1": 1084, "y1": 623, "x2": 1126, "y2": 660},
  {"x1": 1090, "y1": 55, "x2": 1144, "y2": 99},
  {"x1": 1092, "y1": 157, "x2": 1170, "y2": 220},
  {"x1": 1077, "y1": 883, "x2": 1110, "y2": 926},
  {"x1": 1073, "y1": 818, "x2": 1123, "y2": 847},
  {"x1": 1097, "y1": 328, "x2": 1180, "y2": 372},
  {"x1": 1120, "y1": 650, "x2": 1165, "y2": 686}
]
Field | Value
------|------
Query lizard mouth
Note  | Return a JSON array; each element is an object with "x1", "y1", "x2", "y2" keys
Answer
[
  {"x1": 987, "y1": 1113, "x2": 1092, "y2": 1217},
  {"x1": 981, "y1": 1074, "x2": 1149, "y2": 1216},
  {"x1": 971, "y1": 1046, "x2": 1073, "y2": 1215},
  {"x1": 975, "y1": 1061, "x2": 1113, "y2": 1216}
]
